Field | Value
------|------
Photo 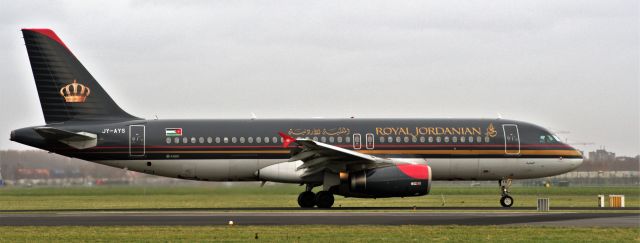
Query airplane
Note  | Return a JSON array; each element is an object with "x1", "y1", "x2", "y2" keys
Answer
[{"x1": 10, "y1": 29, "x2": 584, "y2": 208}]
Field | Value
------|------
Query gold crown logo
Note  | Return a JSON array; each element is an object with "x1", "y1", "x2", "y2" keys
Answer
[
  {"x1": 59, "y1": 80, "x2": 90, "y2": 103},
  {"x1": 487, "y1": 123, "x2": 497, "y2": 138}
]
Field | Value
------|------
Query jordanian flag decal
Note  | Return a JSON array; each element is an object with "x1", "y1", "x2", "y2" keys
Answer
[{"x1": 165, "y1": 128, "x2": 183, "y2": 136}]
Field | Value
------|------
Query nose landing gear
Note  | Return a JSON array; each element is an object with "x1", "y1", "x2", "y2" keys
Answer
[
  {"x1": 297, "y1": 184, "x2": 335, "y2": 208},
  {"x1": 499, "y1": 179, "x2": 514, "y2": 208}
]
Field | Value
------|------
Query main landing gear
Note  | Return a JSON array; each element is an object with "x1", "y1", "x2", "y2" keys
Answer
[
  {"x1": 297, "y1": 185, "x2": 334, "y2": 208},
  {"x1": 499, "y1": 179, "x2": 514, "y2": 208}
]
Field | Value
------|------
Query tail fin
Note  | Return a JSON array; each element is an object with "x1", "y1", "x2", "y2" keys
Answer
[{"x1": 21, "y1": 28, "x2": 139, "y2": 124}]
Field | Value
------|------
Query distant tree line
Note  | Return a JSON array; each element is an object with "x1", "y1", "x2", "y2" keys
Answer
[{"x1": 1, "y1": 149, "x2": 638, "y2": 180}]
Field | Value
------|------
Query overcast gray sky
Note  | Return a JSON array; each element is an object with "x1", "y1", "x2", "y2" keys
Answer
[{"x1": 0, "y1": 0, "x2": 638, "y2": 156}]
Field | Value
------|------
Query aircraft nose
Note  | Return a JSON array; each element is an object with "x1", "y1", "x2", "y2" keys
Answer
[
  {"x1": 10, "y1": 130, "x2": 16, "y2": 141},
  {"x1": 569, "y1": 146, "x2": 584, "y2": 169}
]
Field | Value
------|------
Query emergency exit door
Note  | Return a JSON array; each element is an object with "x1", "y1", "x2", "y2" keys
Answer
[
  {"x1": 353, "y1": 133, "x2": 362, "y2": 150},
  {"x1": 365, "y1": 133, "x2": 375, "y2": 149}
]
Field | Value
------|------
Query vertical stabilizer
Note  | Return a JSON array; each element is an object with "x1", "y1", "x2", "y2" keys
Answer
[{"x1": 21, "y1": 29, "x2": 139, "y2": 124}]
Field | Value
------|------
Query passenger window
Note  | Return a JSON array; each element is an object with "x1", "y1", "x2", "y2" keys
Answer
[
  {"x1": 264, "y1": 137, "x2": 269, "y2": 143},
  {"x1": 452, "y1": 136, "x2": 457, "y2": 143},
  {"x1": 183, "y1": 137, "x2": 188, "y2": 144},
  {"x1": 224, "y1": 137, "x2": 229, "y2": 143},
  {"x1": 174, "y1": 137, "x2": 180, "y2": 144},
  {"x1": 485, "y1": 137, "x2": 490, "y2": 143},
  {"x1": 273, "y1": 137, "x2": 278, "y2": 143},
  {"x1": 412, "y1": 136, "x2": 417, "y2": 143},
  {"x1": 396, "y1": 136, "x2": 401, "y2": 143},
  {"x1": 321, "y1": 137, "x2": 326, "y2": 143},
  {"x1": 232, "y1": 137, "x2": 237, "y2": 143},
  {"x1": 166, "y1": 137, "x2": 171, "y2": 144},
  {"x1": 215, "y1": 137, "x2": 221, "y2": 143},
  {"x1": 388, "y1": 136, "x2": 393, "y2": 143},
  {"x1": 248, "y1": 137, "x2": 253, "y2": 143},
  {"x1": 330, "y1": 136, "x2": 335, "y2": 143},
  {"x1": 240, "y1": 137, "x2": 245, "y2": 143},
  {"x1": 469, "y1": 136, "x2": 473, "y2": 143},
  {"x1": 476, "y1": 136, "x2": 482, "y2": 143},
  {"x1": 460, "y1": 136, "x2": 466, "y2": 143},
  {"x1": 346, "y1": 136, "x2": 351, "y2": 143},
  {"x1": 444, "y1": 137, "x2": 449, "y2": 143},
  {"x1": 207, "y1": 137, "x2": 212, "y2": 143},
  {"x1": 337, "y1": 136, "x2": 343, "y2": 143},
  {"x1": 420, "y1": 136, "x2": 425, "y2": 143},
  {"x1": 256, "y1": 137, "x2": 262, "y2": 143},
  {"x1": 199, "y1": 137, "x2": 204, "y2": 143},
  {"x1": 436, "y1": 137, "x2": 441, "y2": 143},
  {"x1": 403, "y1": 136, "x2": 409, "y2": 143},
  {"x1": 428, "y1": 137, "x2": 433, "y2": 143},
  {"x1": 313, "y1": 137, "x2": 318, "y2": 141}
]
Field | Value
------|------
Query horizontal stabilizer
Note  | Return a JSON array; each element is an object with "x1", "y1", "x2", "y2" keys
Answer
[{"x1": 34, "y1": 127, "x2": 97, "y2": 149}]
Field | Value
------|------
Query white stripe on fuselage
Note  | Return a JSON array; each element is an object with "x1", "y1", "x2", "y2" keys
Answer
[{"x1": 94, "y1": 157, "x2": 582, "y2": 182}]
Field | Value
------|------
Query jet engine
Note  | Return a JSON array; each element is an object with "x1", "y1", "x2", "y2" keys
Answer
[{"x1": 333, "y1": 164, "x2": 431, "y2": 198}]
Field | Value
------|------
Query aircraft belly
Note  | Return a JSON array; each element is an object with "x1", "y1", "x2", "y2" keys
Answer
[
  {"x1": 449, "y1": 158, "x2": 479, "y2": 180},
  {"x1": 475, "y1": 158, "x2": 582, "y2": 180},
  {"x1": 95, "y1": 159, "x2": 282, "y2": 181},
  {"x1": 423, "y1": 158, "x2": 449, "y2": 180}
]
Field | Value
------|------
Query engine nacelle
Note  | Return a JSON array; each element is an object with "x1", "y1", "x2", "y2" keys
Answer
[{"x1": 334, "y1": 164, "x2": 431, "y2": 198}]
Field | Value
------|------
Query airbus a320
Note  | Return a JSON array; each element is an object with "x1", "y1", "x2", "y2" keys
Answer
[{"x1": 10, "y1": 29, "x2": 584, "y2": 208}]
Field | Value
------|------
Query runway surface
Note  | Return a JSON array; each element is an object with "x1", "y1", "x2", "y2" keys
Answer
[
  {"x1": 1, "y1": 211, "x2": 637, "y2": 227},
  {"x1": 3, "y1": 206, "x2": 639, "y2": 213}
]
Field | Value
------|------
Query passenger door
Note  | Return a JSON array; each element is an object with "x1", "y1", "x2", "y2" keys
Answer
[
  {"x1": 129, "y1": 125, "x2": 145, "y2": 156},
  {"x1": 502, "y1": 124, "x2": 520, "y2": 155}
]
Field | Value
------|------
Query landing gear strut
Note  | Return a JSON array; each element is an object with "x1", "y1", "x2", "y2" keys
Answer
[
  {"x1": 499, "y1": 179, "x2": 514, "y2": 208},
  {"x1": 297, "y1": 184, "x2": 335, "y2": 208}
]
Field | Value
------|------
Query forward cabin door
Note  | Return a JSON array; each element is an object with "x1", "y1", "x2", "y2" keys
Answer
[
  {"x1": 129, "y1": 125, "x2": 145, "y2": 156},
  {"x1": 502, "y1": 124, "x2": 520, "y2": 155}
]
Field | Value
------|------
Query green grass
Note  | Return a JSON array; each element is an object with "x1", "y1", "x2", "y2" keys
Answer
[
  {"x1": 0, "y1": 225, "x2": 638, "y2": 242},
  {"x1": 0, "y1": 185, "x2": 638, "y2": 210}
]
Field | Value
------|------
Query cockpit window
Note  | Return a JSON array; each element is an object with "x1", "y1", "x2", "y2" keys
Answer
[{"x1": 539, "y1": 134, "x2": 560, "y2": 144}]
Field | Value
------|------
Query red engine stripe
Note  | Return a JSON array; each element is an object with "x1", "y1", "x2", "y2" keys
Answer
[{"x1": 396, "y1": 164, "x2": 429, "y2": 180}]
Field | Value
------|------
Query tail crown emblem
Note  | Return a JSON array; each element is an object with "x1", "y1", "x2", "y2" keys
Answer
[{"x1": 60, "y1": 80, "x2": 90, "y2": 103}]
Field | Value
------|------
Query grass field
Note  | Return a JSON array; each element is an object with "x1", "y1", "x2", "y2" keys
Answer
[
  {"x1": 0, "y1": 225, "x2": 638, "y2": 242},
  {"x1": 0, "y1": 184, "x2": 638, "y2": 210},
  {"x1": 1, "y1": 185, "x2": 638, "y2": 242}
]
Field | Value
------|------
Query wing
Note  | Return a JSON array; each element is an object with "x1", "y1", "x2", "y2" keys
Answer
[{"x1": 279, "y1": 132, "x2": 393, "y2": 177}]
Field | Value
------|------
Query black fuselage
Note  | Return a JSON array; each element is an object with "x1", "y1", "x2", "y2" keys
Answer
[{"x1": 11, "y1": 118, "x2": 582, "y2": 162}]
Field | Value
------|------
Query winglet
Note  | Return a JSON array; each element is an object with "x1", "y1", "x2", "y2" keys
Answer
[{"x1": 278, "y1": 132, "x2": 295, "y2": 148}]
